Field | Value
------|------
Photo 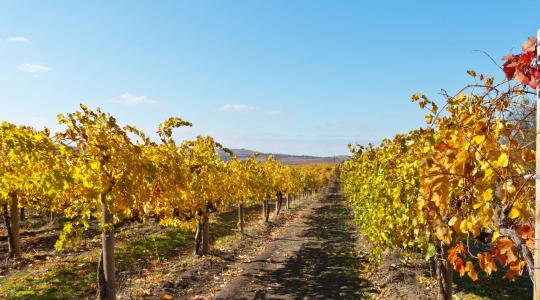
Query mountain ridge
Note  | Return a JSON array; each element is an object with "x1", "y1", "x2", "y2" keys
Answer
[{"x1": 218, "y1": 148, "x2": 348, "y2": 164}]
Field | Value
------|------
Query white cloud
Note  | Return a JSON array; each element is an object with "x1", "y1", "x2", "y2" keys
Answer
[
  {"x1": 115, "y1": 92, "x2": 157, "y2": 106},
  {"x1": 219, "y1": 104, "x2": 256, "y2": 112},
  {"x1": 18, "y1": 63, "x2": 51, "y2": 74},
  {"x1": 7, "y1": 37, "x2": 31, "y2": 44}
]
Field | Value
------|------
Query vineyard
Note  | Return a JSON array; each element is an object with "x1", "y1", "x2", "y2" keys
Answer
[
  {"x1": 0, "y1": 107, "x2": 335, "y2": 299},
  {"x1": 341, "y1": 35, "x2": 539, "y2": 299},
  {"x1": 1, "y1": 4, "x2": 539, "y2": 299}
]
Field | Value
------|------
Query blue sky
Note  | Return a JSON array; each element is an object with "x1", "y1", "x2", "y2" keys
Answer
[{"x1": 0, "y1": 1, "x2": 538, "y2": 156}]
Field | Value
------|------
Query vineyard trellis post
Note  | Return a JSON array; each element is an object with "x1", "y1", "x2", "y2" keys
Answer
[{"x1": 535, "y1": 28, "x2": 540, "y2": 300}]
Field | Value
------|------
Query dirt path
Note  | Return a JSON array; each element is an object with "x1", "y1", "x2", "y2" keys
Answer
[{"x1": 215, "y1": 181, "x2": 375, "y2": 299}]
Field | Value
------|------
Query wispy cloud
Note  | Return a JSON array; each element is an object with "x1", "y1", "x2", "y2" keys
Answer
[
  {"x1": 219, "y1": 104, "x2": 256, "y2": 112},
  {"x1": 18, "y1": 63, "x2": 51, "y2": 74},
  {"x1": 267, "y1": 109, "x2": 285, "y2": 116},
  {"x1": 115, "y1": 92, "x2": 157, "y2": 106},
  {"x1": 7, "y1": 37, "x2": 31, "y2": 44}
]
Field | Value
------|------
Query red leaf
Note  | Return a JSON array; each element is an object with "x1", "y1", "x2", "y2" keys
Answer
[
  {"x1": 515, "y1": 70, "x2": 530, "y2": 85},
  {"x1": 502, "y1": 61, "x2": 517, "y2": 80}
]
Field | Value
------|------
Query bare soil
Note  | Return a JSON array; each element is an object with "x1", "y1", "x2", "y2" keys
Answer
[
  {"x1": 134, "y1": 180, "x2": 534, "y2": 300},
  {"x1": 144, "y1": 197, "x2": 321, "y2": 299},
  {"x1": 2, "y1": 179, "x2": 531, "y2": 299},
  {"x1": 211, "y1": 181, "x2": 374, "y2": 299}
]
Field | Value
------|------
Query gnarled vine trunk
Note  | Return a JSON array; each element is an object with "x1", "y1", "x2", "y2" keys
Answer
[
  {"x1": 194, "y1": 219, "x2": 203, "y2": 255},
  {"x1": 3, "y1": 204, "x2": 15, "y2": 258},
  {"x1": 97, "y1": 250, "x2": 106, "y2": 299},
  {"x1": 3, "y1": 193, "x2": 21, "y2": 258},
  {"x1": 262, "y1": 199, "x2": 269, "y2": 223},
  {"x1": 238, "y1": 203, "x2": 244, "y2": 234},
  {"x1": 275, "y1": 192, "x2": 283, "y2": 216},
  {"x1": 435, "y1": 243, "x2": 453, "y2": 300},
  {"x1": 202, "y1": 214, "x2": 210, "y2": 255},
  {"x1": 9, "y1": 193, "x2": 20, "y2": 258},
  {"x1": 99, "y1": 194, "x2": 116, "y2": 300}
]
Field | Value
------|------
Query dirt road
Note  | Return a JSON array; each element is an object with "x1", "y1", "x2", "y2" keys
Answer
[{"x1": 215, "y1": 181, "x2": 374, "y2": 299}]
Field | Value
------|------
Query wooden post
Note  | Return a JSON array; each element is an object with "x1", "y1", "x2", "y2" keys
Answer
[{"x1": 535, "y1": 28, "x2": 540, "y2": 300}]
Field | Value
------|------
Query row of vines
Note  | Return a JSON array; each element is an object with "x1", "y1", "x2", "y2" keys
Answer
[
  {"x1": 340, "y1": 36, "x2": 538, "y2": 300},
  {"x1": 0, "y1": 106, "x2": 335, "y2": 299}
]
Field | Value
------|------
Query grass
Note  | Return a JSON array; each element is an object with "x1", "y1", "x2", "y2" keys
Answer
[
  {"x1": 0, "y1": 201, "x2": 277, "y2": 299},
  {"x1": 0, "y1": 259, "x2": 95, "y2": 299},
  {"x1": 116, "y1": 227, "x2": 192, "y2": 272},
  {"x1": 0, "y1": 227, "x2": 192, "y2": 299},
  {"x1": 454, "y1": 267, "x2": 532, "y2": 299}
]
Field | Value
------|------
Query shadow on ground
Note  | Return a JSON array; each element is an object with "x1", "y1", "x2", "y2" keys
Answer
[
  {"x1": 454, "y1": 267, "x2": 532, "y2": 299},
  {"x1": 0, "y1": 202, "x2": 267, "y2": 299},
  {"x1": 253, "y1": 185, "x2": 375, "y2": 299}
]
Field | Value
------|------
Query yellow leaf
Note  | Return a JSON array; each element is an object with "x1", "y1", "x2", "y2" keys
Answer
[
  {"x1": 471, "y1": 135, "x2": 485, "y2": 145},
  {"x1": 460, "y1": 219, "x2": 468, "y2": 233},
  {"x1": 482, "y1": 188, "x2": 493, "y2": 202},
  {"x1": 482, "y1": 167, "x2": 495, "y2": 185},
  {"x1": 473, "y1": 202, "x2": 484, "y2": 210},
  {"x1": 512, "y1": 158, "x2": 525, "y2": 172},
  {"x1": 435, "y1": 225, "x2": 450, "y2": 243},
  {"x1": 461, "y1": 113, "x2": 475, "y2": 125},
  {"x1": 161, "y1": 293, "x2": 173, "y2": 300},
  {"x1": 494, "y1": 153, "x2": 509, "y2": 168},
  {"x1": 508, "y1": 207, "x2": 521, "y2": 219}
]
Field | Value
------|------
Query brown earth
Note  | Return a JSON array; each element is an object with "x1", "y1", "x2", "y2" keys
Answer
[
  {"x1": 3, "y1": 179, "x2": 527, "y2": 299},
  {"x1": 211, "y1": 180, "x2": 374, "y2": 299},
  {"x1": 202, "y1": 179, "x2": 443, "y2": 300},
  {"x1": 136, "y1": 200, "x2": 313, "y2": 299}
]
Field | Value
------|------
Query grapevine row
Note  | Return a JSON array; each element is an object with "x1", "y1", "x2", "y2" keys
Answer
[
  {"x1": 340, "y1": 36, "x2": 538, "y2": 300},
  {"x1": 0, "y1": 106, "x2": 335, "y2": 299}
]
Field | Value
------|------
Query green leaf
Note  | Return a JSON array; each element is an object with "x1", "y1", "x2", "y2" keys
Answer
[{"x1": 425, "y1": 243, "x2": 436, "y2": 261}]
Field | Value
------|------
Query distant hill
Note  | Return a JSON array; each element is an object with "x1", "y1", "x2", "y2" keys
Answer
[{"x1": 218, "y1": 148, "x2": 348, "y2": 165}]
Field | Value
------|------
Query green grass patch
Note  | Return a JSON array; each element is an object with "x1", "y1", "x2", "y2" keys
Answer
[
  {"x1": 0, "y1": 227, "x2": 192, "y2": 299},
  {"x1": 0, "y1": 202, "x2": 282, "y2": 299},
  {"x1": 116, "y1": 227, "x2": 192, "y2": 272},
  {"x1": 454, "y1": 267, "x2": 532, "y2": 300},
  {"x1": 0, "y1": 259, "x2": 96, "y2": 300}
]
